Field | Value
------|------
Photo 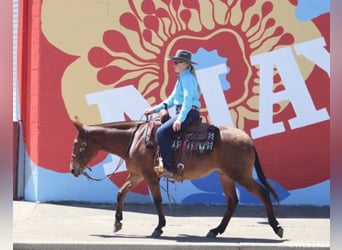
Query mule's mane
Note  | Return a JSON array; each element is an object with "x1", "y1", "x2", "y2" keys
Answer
[{"x1": 90, "y1": 120, "x2": 145, "y2": 130}]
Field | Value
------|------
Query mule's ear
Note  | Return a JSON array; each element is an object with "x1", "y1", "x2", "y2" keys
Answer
[{"x1": 72, "y1": 115, "x2": 83, "y2": 131}]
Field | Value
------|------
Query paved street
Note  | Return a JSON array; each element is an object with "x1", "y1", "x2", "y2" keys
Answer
[{"x1": 13, "y1": 201, "x2": 330, "y2": 250}]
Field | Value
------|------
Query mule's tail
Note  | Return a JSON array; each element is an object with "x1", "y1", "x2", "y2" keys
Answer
[{"x1": 254, "y1": 147, "x2": 279, "y2": 203}]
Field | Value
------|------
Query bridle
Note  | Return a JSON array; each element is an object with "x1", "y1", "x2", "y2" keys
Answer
[
  {"x1": 72, "y1": 122, "x2": 144, "y2": 182},
  {"x1": 71, "y1": 129, "x2": 90, "y2": 170}
]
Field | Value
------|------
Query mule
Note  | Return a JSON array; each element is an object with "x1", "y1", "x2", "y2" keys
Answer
[{"x1": 70, "y1": 116, "x2": 283, "y2": 238}]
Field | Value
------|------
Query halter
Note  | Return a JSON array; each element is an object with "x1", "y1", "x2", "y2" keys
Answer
[{"x1": 71, "y1": 128, "x2": 89, "y2": 170}]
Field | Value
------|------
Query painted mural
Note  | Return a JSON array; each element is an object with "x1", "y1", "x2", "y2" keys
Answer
[{"x1": 21, "y1": 0, "x2": 330, "y2": 205}]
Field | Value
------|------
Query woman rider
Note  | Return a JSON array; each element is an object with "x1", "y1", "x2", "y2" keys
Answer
[{"x1": 144, "y1": 50, "x2": 201, "y2": 179}]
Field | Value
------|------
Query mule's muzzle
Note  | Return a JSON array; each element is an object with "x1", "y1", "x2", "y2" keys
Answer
[{"x1": 70, "y1": 164, "x2": 83, "y2": 177}]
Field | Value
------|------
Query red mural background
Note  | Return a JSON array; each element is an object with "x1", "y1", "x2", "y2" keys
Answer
[{"x1": 19, "y1": 0, "x2": 329, "y2": 192}]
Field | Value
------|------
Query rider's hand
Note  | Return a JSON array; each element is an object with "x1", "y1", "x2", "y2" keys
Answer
[
  {"x1": 144, "y1": 108, "x2": 154, "y2": 116},
  {"x1": 173, "y1": 119, "x2": 182, "y2": 131}
]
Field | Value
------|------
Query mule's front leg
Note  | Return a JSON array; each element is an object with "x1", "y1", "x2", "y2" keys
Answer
[
  {"x1": 149, "y1": 183, "x2": 166, "y2": 238},
  {"x1": 114, "y1": 173, "x2": 143, "y2": 233},
  {"x1": 114, "y1": 191, "x2": 124, "y2": 232}
]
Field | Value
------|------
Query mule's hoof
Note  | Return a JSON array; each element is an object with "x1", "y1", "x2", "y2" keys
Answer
[
  {"x1": 151, "y1": 229, "x2": 163, "y2": 238},
  {"x1": 276, "y1": 226, "x2": 284, "y2": 238},
  {"x1": 206, "y1": 230, "x2": 217, "y2": 238},
  {"x1": 114, "y1": 222, "x2": 122, "y2": 232}
]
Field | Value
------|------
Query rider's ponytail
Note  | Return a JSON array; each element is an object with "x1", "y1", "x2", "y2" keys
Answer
[{"x1": 188, "y1": 64, "x2": 202, "y2": 94}]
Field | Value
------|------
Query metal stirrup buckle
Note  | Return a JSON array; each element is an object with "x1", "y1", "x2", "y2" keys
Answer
[{"x1": 177, "y1": 163, "x2": 184, "y2": 176}]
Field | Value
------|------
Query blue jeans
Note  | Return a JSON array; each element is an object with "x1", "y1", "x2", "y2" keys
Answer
[{"x1": 156, "y1": 109, "x2": 200, "y2": 172}]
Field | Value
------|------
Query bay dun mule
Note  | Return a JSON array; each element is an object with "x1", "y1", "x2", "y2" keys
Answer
[{"x1": 70, "y1": 117, "x2": 283, "y2": 238}]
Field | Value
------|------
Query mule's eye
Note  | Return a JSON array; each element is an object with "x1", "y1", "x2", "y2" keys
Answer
[{"x1": 81, "y1": 142, "x2": 87, "y2": 147}]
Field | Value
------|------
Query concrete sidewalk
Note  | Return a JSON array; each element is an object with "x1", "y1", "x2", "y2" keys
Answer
[{"x1": 13, "y1": 201, "x2": 330, "y2": 250}]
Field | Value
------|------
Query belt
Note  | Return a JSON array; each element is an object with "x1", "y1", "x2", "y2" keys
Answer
[{"x1": 175, "y1": 105, "x2": 200, "y2": 112}]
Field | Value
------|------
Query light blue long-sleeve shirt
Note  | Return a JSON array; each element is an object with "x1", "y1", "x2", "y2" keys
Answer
[{"x1": 154, "y1": 68, "x2": 201, "y2": 122}]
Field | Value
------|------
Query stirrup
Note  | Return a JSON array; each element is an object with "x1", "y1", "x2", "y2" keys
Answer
[
  {"x1": 154, "y1": 157, "x2": 164, "y2": 174},
  {"x1": 177, "y1": 163, "x2": 184, "y2": 176},
  {"x1": 153, "y1": 165, "x2": 164, "y2": 173}
]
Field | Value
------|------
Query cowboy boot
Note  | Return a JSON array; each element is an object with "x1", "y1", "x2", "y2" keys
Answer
[{"x1": 153, "y1": 157, "x2": 174, "y2": 178}]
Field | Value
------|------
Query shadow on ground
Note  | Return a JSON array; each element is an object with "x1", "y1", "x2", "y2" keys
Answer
[
  {"x1": 46, "y1": 201, "x2": 329, "y2": 218},
  {"x1": 90, "y1": 233, "x2": 288, "y2": 244}
]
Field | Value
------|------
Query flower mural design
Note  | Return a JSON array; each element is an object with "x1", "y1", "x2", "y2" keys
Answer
[
  {"x1": 88, "y1": 0, "x2": 301, "y2": 128},
  {"x1": 28, "y1": 0, "x2": 329, "y2": 202}
]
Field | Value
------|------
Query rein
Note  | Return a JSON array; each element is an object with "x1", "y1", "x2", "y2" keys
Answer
[
  {"x1": 83, "y1": 157, "x2": 125, "y2": 182},
  {"x1": 81, "y1": 121, "x2": 145, "y2": 182}
]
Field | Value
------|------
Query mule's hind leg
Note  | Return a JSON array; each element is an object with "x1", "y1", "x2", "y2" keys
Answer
[
  {"x1": 114, "y1": 172, "x2": 143, "y2": 232},
  {"x1": 207, "y1": 172, "x2": 239, "y2": 238},
  {"x1": 240, "y1": 178, "x2": 283, "y2": 238}
]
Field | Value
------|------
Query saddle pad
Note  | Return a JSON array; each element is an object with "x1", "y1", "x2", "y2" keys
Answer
[{"x1": 171, "y1": 125, "x2": 218, "y2": 154}]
